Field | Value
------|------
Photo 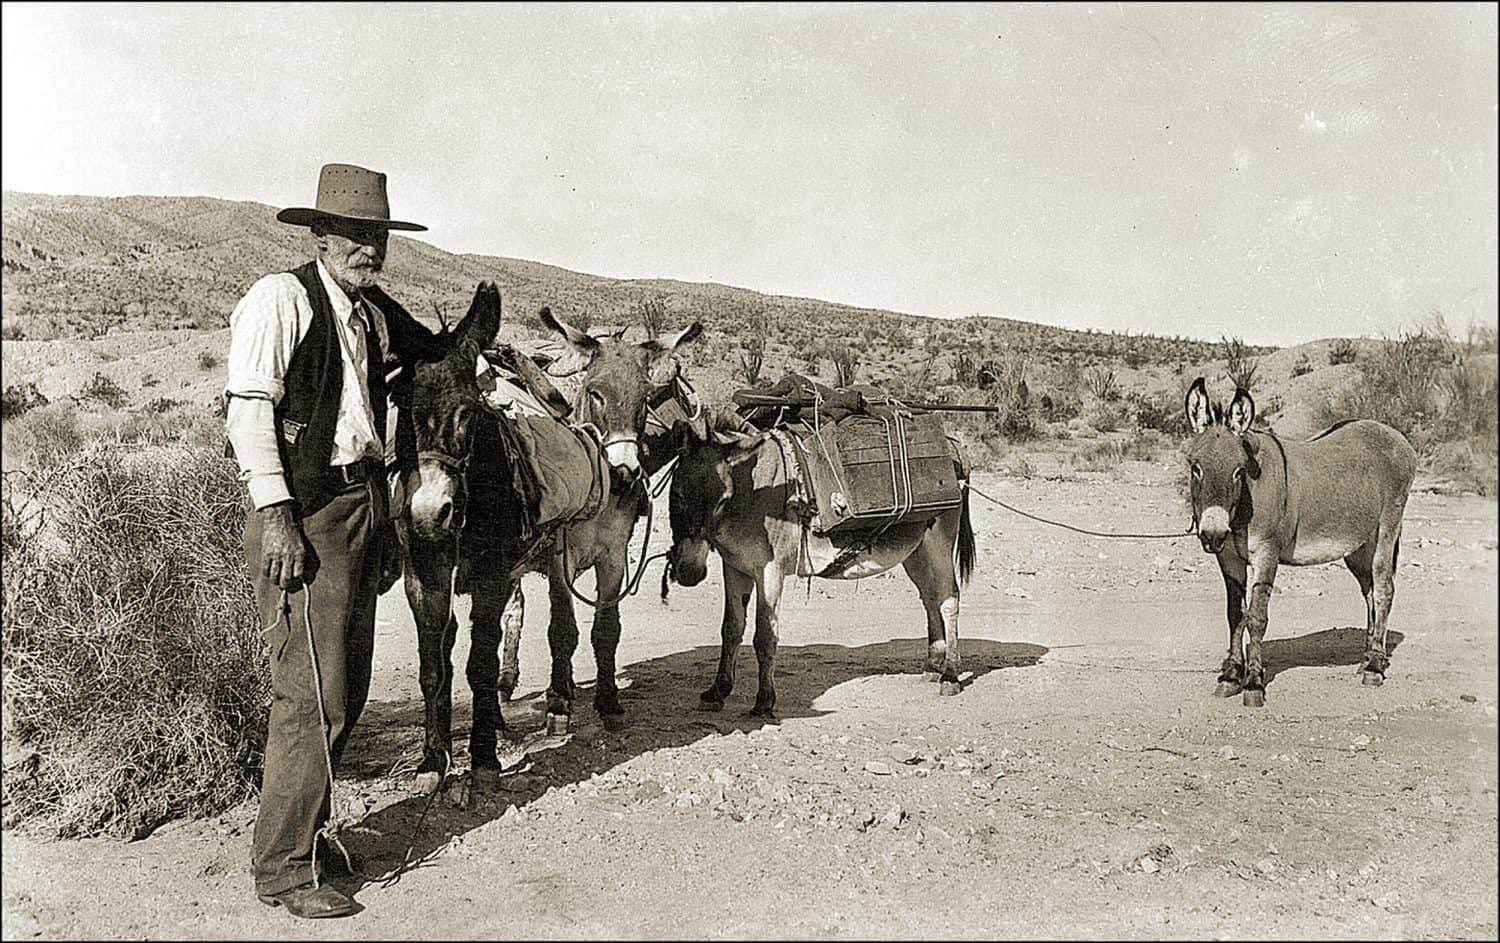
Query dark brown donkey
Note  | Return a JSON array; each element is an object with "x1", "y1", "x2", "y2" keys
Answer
[
  {"x1": 1183, "y1": 377, "x2": 1417, "y2": 707},
  {"x1": 396, "y1": 283, "x2": 701, "y2": 779}
]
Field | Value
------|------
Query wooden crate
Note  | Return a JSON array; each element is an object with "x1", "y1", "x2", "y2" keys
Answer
[{"x1": 800, "y1": 412, "x2": 961, "y2": 538}]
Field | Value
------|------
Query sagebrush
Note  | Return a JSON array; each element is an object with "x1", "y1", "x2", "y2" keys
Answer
[{"x1": 2, "y1": 442, "x2": 268, "y2": 838}]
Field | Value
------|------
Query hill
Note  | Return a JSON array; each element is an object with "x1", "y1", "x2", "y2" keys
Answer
[{"x1": 2, "y1": 191, "x2": 1261, "y2": 402}]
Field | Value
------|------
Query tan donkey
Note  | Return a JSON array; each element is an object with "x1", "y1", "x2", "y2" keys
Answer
[{"x1": 1183, "y1": 378, "x2": 1417, "y2": 707}]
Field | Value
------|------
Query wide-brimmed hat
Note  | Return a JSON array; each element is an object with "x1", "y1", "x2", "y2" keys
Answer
[{"x1": 276, "y1": 163, "x2": 427, "y2": 232}]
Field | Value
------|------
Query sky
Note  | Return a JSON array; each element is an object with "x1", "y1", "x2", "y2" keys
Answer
[{"x1": 2, "y1": 2, "x2": 1495, "y2": 347}]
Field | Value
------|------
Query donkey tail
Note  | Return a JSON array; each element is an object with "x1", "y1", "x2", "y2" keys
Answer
[{"x1": 957, "y1": 481, "x2": 976, "y2": 588}]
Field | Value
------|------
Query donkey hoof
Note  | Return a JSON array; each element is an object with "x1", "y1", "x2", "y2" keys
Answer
[
  {"x1": 939, "y1": 681, "x2": 963, "y2": 697},
  {"x1": 1242, "y1": 688, "x2": 1266, "y2": 708},
  {"x1": 544, "y1": 713, "x2": 571, "y2": 736},
  {"x1": 921, "y1": 671, "x2": 942, "y2": 683},
  {"x1": 1213, "y1": 681, "x2": 1243, "y2": 698},
  {"x1": 1361, "y1": 671, "x2": 1385, "y2": 687},
  {"x1": 412, "y1": 771, "x2": 443, "y2": 797}
]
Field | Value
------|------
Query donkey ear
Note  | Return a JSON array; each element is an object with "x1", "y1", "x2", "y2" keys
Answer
[
  {"x1": 1184, "y1": 377, "x2": 1214, "y2": 434},
  {"x1": 452, "y1": 281, "x2": 502, "y2": 350},
  {"x1": 1227, "y1": 387, "x2": 1256, "y2": 435},
  {"x1": 643, "y1": 322, "x2": 703, "y2": 386},
  {"x1": 540, "y1": 307, "x2": 600, "y2": 354}
]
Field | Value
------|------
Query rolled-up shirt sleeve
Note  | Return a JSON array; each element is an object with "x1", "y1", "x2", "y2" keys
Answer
[{"x1": 224, "y1": 274, "x2": 304, "y2": 509}]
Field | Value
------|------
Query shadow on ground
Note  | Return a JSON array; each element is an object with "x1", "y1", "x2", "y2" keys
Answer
[
  {"x1": 334, "y1": 635, "x2": 1047, "y2": 894},
  {"x1": 1263, "y1": 626, "x2": 1406, "y2": 685}
]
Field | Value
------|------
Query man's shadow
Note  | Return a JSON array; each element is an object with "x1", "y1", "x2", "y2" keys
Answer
[
  {"x1": 334, "y1": 635, "x2": 1047, "y2": 891},
  {"x1": 1262, "y1": 626, "x2": 1406, "y2": 685}
]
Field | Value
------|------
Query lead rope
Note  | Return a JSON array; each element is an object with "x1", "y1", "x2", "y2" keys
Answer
[
  {"x1": 559, "y1": 457, "x2": 676, "y2": 609},
  {"x1": 963, "y1": 482, "x2": 1195, "y2": 539}
]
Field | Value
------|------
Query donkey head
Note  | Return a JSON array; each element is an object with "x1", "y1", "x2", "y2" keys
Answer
[
  {"x1": 1183, "y1": 377, "x2": 1261, "y2": 554},
  {"x1": 405, "y1": 282, "x2": 502, "y2": 542},
  {"x1": 543, "y1": 307, "x2": 702, "y2": 489},
  {"x1": 666, "y1": 409, "x2": 763, "y2": 587}
]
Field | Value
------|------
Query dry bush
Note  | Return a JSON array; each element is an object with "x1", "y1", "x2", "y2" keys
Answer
[
  {"x1": 952, "y1": 351, "x2": 978, "y2": 387},
  {"x1": 1083, "y1": 366, "x2": 1120, "y2": 403},
  {"x1": 738, "y1": 307, "x2": 771, "y2": 387},
  {"x1": 2, "y1": 442, "x2": 266, "y2": 838},
  {"x1": 1327, "y1": 337, "x2": 1358, "y2": 366},
  {"x1": 635, "y1": 297, "x2": 668, "y2": 338},
  {"x1": 78, "y1": 372, "x2": 128, "y2": 409},
  {"x1": 979, "y1": 346, "x2": 1038, "y2": 441},
  {"x1": 1317, "y1": 320, "x2": 1498, "y2": 494},
  {"x1": 1, "y1": 382, "x2": 49, "y2": 420},
  {"x1": 1290, "y1": 352, "x2": 1313, "y2": 378},
  {"x1": 196, "y1": 350, "x2": 221, "y2": 371},
  {"x1": 1068, "y1": 430, "x2": 1168, "y2": 472},
  {"x1": 1220, "y1": 335, "x2": 1259, "y2": 390},
  {"x1": 1127, "y1": 389, "x2": 1189, "y2": 436},
  {"x1": 828, "y1": 345, "x2": 860, "y2": 386}
]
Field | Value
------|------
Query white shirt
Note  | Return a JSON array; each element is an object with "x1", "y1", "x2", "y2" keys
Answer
[{"x1": 224, "y1": 259, "x2": 391, "y2": 509}]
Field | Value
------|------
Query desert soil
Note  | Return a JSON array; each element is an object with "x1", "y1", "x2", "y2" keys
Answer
[{"x1": 3, "y1": 461, "x2": 1497, "y2": 939}]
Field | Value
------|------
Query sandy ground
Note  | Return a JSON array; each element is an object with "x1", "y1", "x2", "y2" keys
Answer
[{"x1": 3, "y1": 461, "x2": 1497, "y2": 939}]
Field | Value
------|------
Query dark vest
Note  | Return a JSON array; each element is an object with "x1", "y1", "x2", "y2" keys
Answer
[{"x1": 275, "y1": 261, "x2": 386, "y2": 517}]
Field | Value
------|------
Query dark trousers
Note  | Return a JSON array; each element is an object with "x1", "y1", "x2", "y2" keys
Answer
[{"x1": 247, "y1": 479, "x2": 385, "y2": 896}]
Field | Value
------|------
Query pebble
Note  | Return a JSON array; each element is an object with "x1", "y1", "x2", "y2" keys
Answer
[
  {"x1": 1373, "y1": 892, "x2": 1403, "y2": 912},
  {"x1": 1219, "y1": 746, "x2": 1236, "y2": 761},
  {"x1": 864, "y1": 761, "x2": 895, "y2": 776},
  {"x1": 1139, "y1": 856, "x2": 1160, "y2": 874}
]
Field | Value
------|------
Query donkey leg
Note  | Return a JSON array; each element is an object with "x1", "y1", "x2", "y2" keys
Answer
[
  {"x1": 466, "y1": 574, "x2": 512, "y2": 769},
  {"x1": 544, "y1": 555, "x2": 580, "y2": 734},
  {"x1": 747, "y1": 563, "x2": 785, "y2": 719},
  {"x1": 1241, "y1": 556, "x2": 1280, "y2": 708},
  {"x1": 904, "y1": 555, "x2": 948, "y2": 683},
  {"x1": 406, "y1": 549, "x2": 458, "y2": 777},
  {"x1": 498, "y1": 582, "x2": 524, "y2": 703},
  {"x1": 701, "y1": 565, "x2": 753, "y2": 710},
  {"x1": 1214, "y1": 551, "x2": 1249, "y2": 697},
  {"x1": 1362, "y1": 523, "x2": 1403, "y2": 685},
  {"x1": 590, "y1": 558, "x2": 629, "y2": 731}
]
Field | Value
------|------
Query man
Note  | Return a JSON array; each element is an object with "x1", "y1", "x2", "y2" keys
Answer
[{"x1": 224, "y1": 163, "x2": 442, "y2": 919}]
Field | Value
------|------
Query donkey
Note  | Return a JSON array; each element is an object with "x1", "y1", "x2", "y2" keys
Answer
[
  {"x1": 1183, "y1": 377, "x2": 1417, "y2": 707},
  {"x1": 665, "y1": 408, "x2": 977, "y2": 717},
  {"x1": 397, "y1": 283, "x2": 701, "y2": 777}
]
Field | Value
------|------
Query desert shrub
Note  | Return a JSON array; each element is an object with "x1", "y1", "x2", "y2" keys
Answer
[
  {"x1": 1128, "y1": 390, "x2": 1188, "y2": 436},
  {"x1": 1037, "y1": 390, "x2": 1081, "y2": 423},
  {"x1": 952, "y1": 351, "x2": 978, "y2": 387},
  {"x1": 828, "y1": 345, "x2": 860, "y2": 386},
  {"x1": 1068, "y1": 430, "x2": 1167, "y2": 472},
  {"x1": 3, "y1": 403, "x2": 85, "y2": 468},
  {"x1": 1085, "y1": 402, "x2": 1125, "y2": 433},
  {"x1": 978, "y1": 347, "x2": 1037, "y2": 441},
  {"x1": 1317, "y1": 321, "x2": 1498, "y2": 494},
  {"x1": 1290, "y1": 352, "x2": 1313, "y2": 378},
  {"x1": 196, "y1": 350, "x2": 221, "y2": 371},
  {"x1": 78, "y1": 372, "x2": 128, "y2": 410},
  {"x1": 1327, "y1": 337, "x2": 1358, "y2": 366},
  {"x1": 634, "y1": 297, "x2": 669, "y2": 337},
  {"x1": 1083, "y1": 366, "x2": 1120, "y2": 403},
  {"x1": 1, "y1": 323, "x2": 24, "y2": 341},
  {"x1": 1, "y1": 442, "x2": 266, "y2": 838},
  {"x1": 1221, "y1": 335, "x2": 1259, "y2": 390},
  {"x1": 1, "y1": 382, "x2": 49, "y2": 420}
]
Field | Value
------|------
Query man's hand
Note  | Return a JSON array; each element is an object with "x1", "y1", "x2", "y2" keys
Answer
[{"x1": 259, "y1": 503, "x2": 306, "y2": 590}]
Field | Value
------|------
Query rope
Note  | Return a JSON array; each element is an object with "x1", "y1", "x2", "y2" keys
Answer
[
  {"x1": 964, "y1": 482, "x2": 1195, "y2": 540},
  {"x1": 559, "y1": 461, "x2": 675, "y2": 609}
]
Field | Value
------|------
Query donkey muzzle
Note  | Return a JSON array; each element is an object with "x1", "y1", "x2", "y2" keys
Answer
[
  {"x1": 1197, "y1": 506, "x2": 1230, "y2": 554},
  {"x1": 670, "y1": 539, "x2": 710, "y2": 587}
]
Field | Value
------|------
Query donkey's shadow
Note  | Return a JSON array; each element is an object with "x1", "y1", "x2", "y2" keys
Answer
[
  {"x1": 1262, "y1": 626, "x2": 1406, "y2": 685},
  {"x1": 334, "y1": 636, "x2": 1046, "y2": 892}
]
